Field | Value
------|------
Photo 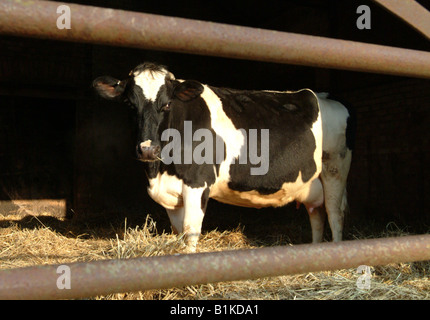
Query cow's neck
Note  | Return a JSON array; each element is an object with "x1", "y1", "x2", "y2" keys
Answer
[{"x1": 144, "y1": 161, "x2": 161, "y2": 179}]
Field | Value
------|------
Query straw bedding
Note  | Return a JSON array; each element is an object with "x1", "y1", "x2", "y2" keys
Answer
[{"x1": 0, "y1": 212, "x2": 428, "y2": 300}]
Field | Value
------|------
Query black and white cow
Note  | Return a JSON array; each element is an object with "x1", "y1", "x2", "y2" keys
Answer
[{"x1": 93, "y1": 62, "x2": 354, "y2": 252}]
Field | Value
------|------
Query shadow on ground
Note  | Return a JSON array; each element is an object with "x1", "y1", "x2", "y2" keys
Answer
[{"x1": 1, "y1": 198, "x2": 429, "y2": 247}]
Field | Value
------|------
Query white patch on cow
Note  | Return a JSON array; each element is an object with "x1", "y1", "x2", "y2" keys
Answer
[
  {"x1": 166, "y1": 207, "x2": 185, "y2": 234},
  {"x1": 308, "y1": 89, "x2": 324, "y2": 180},
  {"x1": 318, "y1": 95, "x2": 350, "y2": 153},
  {"x1": 316, "y1": 92, "x2": 329, "y2": 99},
  {"x1": 147, "y1": 171, "x2": 183, "y2": 209},
  {"x1": 210, "y1": 172, "x2": 323, "y2": 209},
  {"x1": 302, "y1": 178, "x2": 324, "y2": 211},
  {"x1": 199, "y1": 85, "x2": 246, "y2": 180},
  {"x1": 182, "y1": 184, "x2": 208, "y2": 252},
  {"x1": 134, "y1": 69, "x2": 168, "y2": 102},
  {"x1": 149, "y1": 174, "x2": 208, "y2": 252},
  {"x1": 140, "y1": 139, "x2": 152, "y2": 148},
  {"x1": 317, "y1": 94, "x2": 352, "y2": 242}
]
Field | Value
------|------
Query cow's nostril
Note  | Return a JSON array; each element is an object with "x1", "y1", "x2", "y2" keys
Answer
[{"x1": 136, "y1": 142, "x2": 161, "y2": 161}]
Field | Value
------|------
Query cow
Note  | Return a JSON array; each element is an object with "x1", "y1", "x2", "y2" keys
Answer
[{"x1": 93, "y1": 62, "x2": 354, "y2": 252}]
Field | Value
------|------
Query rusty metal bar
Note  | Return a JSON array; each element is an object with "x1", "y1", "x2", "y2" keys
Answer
[
  {"x1": 0, "y1": 234, "x2": 429, "y2": 300},
  {"x1": 0, "y1": 0, "x2": 430, "y2": 78},
  {"x1": 373, "y1": 0, "x2": 430, "y2": 40}
]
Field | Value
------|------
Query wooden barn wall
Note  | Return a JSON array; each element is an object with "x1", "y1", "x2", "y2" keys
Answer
[
  {"x1": 337, "y1": 79, "x2": 430, "y2": 227},
  {"x1": 0, "y1": 37, "x2": 84, "y2": 218}
]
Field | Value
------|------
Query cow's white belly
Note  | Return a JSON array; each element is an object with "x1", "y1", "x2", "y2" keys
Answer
[
  {"x1": 210, "y1": 172, "x2": 323, "y2": 209},
  {"x1": 147, "y1": 169, "x2": 324, "y2": 211}
]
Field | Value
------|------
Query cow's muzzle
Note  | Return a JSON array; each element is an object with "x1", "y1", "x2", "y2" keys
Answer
[{"x1": 137, "y1": 140, "x2": 161, "y2": 162}]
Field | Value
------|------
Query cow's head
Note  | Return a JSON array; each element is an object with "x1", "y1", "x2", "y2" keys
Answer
[{"x1": 93, "y1": 62, "x2": 203, "y2": 162}]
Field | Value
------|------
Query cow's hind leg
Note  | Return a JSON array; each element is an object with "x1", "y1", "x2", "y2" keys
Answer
[
  {"x1": 321, "y1": 149, "x2": 352, "y2": 242},
  {"x1": 323, "y1": 181, "x2": 345, "y2": 242},
  {"x1": 303, "y1": 178, "x2": 326, "y2": 243}
]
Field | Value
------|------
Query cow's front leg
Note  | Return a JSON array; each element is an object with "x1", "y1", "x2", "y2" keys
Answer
[
  {"x1": 181, "y1": 184, "x2": 209, "y2": 252},
  {"x1": 166, "y1": 207, "x2": 185, "y2": 234}
]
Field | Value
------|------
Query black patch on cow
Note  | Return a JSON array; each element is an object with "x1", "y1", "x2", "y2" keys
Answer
[
  {"x1": 201, "y1": 187, "x2": 210, "y2": 211},
  {"x1": 136, "y1": 87, "x2": 166, "y2": 150},
  {"x1": 282, "y1": 103, "x2": 298, "y2": 112},
  {"x1": 322, "y1": 151, "x2": 330, "y2": 161},
  {"x1": 210, "y1": 87, "x2": 319, "y2": 195},
  {"x1": 345, "y1": 109, "x2": 356, "y2": 151},
  {"x1": 173, "y1": 80, "x2": 204, "y2": 102},
  {"x1": 214, "y1": 133, "x2": 226, "y2": 176},
  {"x1": 156, "y1": 94, "x2": 220, "y2": 188}
]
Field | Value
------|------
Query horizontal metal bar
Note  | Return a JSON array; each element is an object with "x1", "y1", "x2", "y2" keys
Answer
[
  {"x1": 373, "y1": 0, "x2": 430, "y2": 40},
  {"x1": 0, "y1": 0, "x2": 430, "y2": 78},
  {"x1": 0, "y1": 234, "x2": 429, "y2": 300}
]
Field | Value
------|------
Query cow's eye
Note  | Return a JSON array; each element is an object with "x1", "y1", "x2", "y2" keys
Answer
[{"x1": 161, "y1": 102, "x2": 172, "y2": 112}]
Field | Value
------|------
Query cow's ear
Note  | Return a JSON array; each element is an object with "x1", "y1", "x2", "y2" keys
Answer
[
  {"x1": 173, "y1": 80, "x2": 204, "y2": 102},
  {"x1": 93, "y1": 76, "x2": 125, "y2": 99}
]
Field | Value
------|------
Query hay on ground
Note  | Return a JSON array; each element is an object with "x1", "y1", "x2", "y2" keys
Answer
[{"x1": 0, "y1": 213, "x2": 428, "y2": 300}]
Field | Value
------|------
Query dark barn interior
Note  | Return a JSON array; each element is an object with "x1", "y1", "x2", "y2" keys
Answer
[{"x1": 1, "y1": 0, "x2": 429, "y2": 243}]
